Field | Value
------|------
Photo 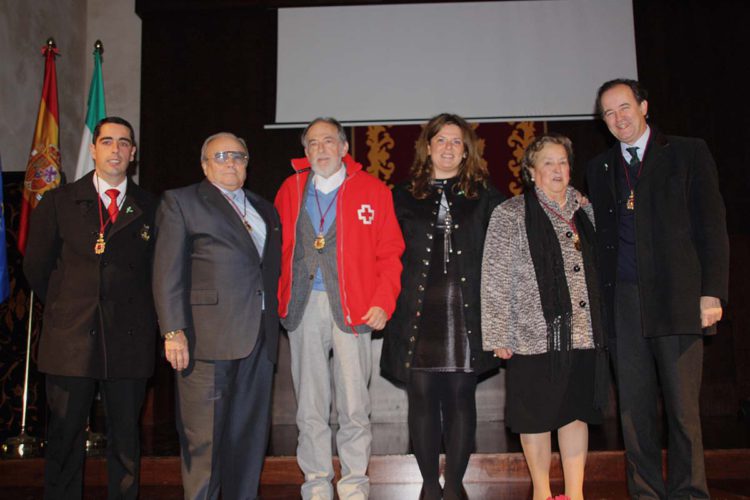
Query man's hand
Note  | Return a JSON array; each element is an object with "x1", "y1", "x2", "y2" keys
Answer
[
  {"x1": 700, "y1": 296, "x2": 722, "y2": 328},
  {"x1": 164, "y1": 330, "x2": 189, "y2": 371},
  {"x1": 362, "y1": 306, "x2": 387, "y2": 331},
  {"x1": 494, "y1": 347, "x2": 513, "y2": 360},
  {"x1": 575, "y1": 192, "x2": 590, "y2": 207}
]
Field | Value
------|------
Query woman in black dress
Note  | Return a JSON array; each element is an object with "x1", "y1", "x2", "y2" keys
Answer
[{"x1": 381, "y1": 113, "x2": 503, "y2": 500}]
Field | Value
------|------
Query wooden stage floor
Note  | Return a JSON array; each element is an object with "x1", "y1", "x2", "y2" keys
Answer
[{"x1": 2, "y1": 418, "x2": 749, "y2": 499}]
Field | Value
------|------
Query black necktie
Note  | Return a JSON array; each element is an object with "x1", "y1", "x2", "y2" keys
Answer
[{"x1": 626, "y1": 146, "x2": 640, "y2": 176}]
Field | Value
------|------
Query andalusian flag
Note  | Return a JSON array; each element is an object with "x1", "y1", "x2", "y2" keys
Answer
[
  {"x1": 18, "y1": 39, "x2": 62, "y2": 255},
  {"x1": 74, "y1": 41, "x2": 106, "y2": 181}
]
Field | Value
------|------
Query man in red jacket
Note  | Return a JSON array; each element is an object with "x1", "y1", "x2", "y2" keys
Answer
[{"x1": 275, "y1": 117, "x2": 404, "y2": 500}]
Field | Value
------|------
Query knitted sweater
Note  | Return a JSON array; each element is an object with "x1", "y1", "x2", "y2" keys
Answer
[{"x1": 481, "y1": 187, "x2": 596, "y2": 355}]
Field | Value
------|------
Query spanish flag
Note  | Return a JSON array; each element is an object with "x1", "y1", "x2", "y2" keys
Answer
[{"x1": 18, "y1": 39, "x2": 62, "y2": 255}]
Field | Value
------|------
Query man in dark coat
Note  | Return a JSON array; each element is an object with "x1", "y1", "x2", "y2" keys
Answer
[
  {"x1": 152, "y1": 132, "x2": 281, "y2": 500},
  {"x1": 24, "y1": 116, "x2": 157, "y2": 499},
  {"x1": 586, "y1": 79, "x2": 729, "y2": 499}
]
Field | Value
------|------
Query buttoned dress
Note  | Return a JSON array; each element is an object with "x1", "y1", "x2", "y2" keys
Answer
[{"x1": 381, "y1": 178, "x2": 503, "y2": 383}]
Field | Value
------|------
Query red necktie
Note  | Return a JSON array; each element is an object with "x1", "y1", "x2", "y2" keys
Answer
[{"x1": 106, "y1": 189, "x2": 120, "y2": 223}]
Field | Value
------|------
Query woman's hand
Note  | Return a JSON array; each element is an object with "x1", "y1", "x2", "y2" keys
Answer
[{"x1": 494, "y1": 347, "x2": 513, "y2": 359}]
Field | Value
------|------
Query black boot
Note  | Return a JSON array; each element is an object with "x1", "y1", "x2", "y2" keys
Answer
[
  {"x1": 443, "y1": 484, "x2": 468, "y2": 500},
  {"x1": 419, "y1": 482, "x2": 443, "y2": 500}
]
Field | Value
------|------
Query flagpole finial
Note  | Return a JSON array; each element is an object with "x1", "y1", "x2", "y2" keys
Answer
[
  {"x1": 94, "y1": 40, "x2": 104, "y2": 54},
  {"x1": 46, "y1": 37, "x2": 56, "y2": 49}
]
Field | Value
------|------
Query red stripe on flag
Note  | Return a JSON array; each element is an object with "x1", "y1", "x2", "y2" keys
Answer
[{"x1": 18, "y1": 42, "x2": 62, "y2": 255}]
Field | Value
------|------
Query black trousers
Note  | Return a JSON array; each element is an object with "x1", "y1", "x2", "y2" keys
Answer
[
  {"x1": 44, "y1": 375, "x2": 147, "y2": 500},
  {"x1": 613, "y1": 282, "x2": 708, "y2": 499},
  {"x1": 175, "y1": 329, "x2": 274, "y2": 500}
]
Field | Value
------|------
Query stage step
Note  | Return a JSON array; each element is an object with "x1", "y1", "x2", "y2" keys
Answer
[{"x1": 1, "y1": 450, "x2": 748, "y2": 487}]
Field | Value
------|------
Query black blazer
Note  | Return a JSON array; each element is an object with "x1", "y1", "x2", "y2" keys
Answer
[
  {"x1": 24, "y1": 172, "x2": 158, "y2": 379},
  {"x1": 380, "y1": 181, "x2": 504, "y2": 384},
  {"x1": 585, "y1": 130, "x2": 729, "y2": 338},
  {"x1": 152, "y1": 180, "x2": 281, "y2": 363}
]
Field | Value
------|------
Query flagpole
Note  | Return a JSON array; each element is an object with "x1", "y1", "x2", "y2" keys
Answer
[
  {"x1": 1, "y1": 37, "x2": 59, "y2": 459},
  {"x1": 81, "y1": 39, "x2": 108, "y2": 454},
  {"x1": 20, "y1": 290, "x2": 36, "y2": 435},
  {"x1": 3, "y1": 290, "x2": 44, "y2": 458},
  {"x1": 1, "y1": 291, "x2": 42, "y2": 458}
]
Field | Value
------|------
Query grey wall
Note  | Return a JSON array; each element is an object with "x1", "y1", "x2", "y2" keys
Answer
[
  {"x1": 85, "y1": 0, "x2": 142, "y2": 165},
  {"x1": 0, "y1": 0, "x2": 86, "y2": 174},
  {"x1": 0, "y1": 0, "x2": 141, "y2": 178}
]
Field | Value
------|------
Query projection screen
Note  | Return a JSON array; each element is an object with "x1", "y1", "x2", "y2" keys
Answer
[{"x1": 273, "y1": 0, "x2": 637, "y2": 127}]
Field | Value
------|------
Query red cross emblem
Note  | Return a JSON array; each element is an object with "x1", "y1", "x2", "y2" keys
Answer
[{"x1": 357, "y1": 204, "x2": 375, "y2": 225}]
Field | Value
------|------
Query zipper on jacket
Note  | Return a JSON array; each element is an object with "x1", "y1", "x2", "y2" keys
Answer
[
  {"x1": 283, "y1": 169, "x2": 305, "y2": 318},
  {"x1": 337, "y1": 171, "x2": 357, "y2": 336}
]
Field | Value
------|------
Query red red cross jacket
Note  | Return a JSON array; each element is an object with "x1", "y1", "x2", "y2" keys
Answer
[{"x1": 275, "y1": 154, "x2": 404, "y2": 328}]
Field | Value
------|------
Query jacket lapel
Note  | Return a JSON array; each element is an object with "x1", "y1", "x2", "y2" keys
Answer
[
  {"x1": 246, "y1": 189, "x2": 277, "y2": 262},
  {"x1": 107, "y1": 178, "x2": 144, "y2": 239},
  {"x1": 199, "y1": 180, "x2": 260, "y2": 260},
  {"x1": 75, "y1": 173, "x2": 145, "y2": 241},
  {"x1": 73, "y1": 173, "x2": 104, "y2": 234},
  {"x1": 638, "y1": 130, "x2": 670, "y2": 184},
  {"x1": 600, "y1": 144, "x2": 618, "y2": 201}
]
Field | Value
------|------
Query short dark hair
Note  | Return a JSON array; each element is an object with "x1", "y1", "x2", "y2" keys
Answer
[
  {"x1": 301, "y1": 117, "x2": 348, "y2": 148},
  {"x1": 595, "y1": 78, "x2": 648, "y2": 116},
  {"x1": 92, "y1": 116, "x2": 136, "y2": 146}
]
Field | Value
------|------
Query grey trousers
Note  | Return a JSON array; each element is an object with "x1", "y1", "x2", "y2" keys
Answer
[
  {"x1": 175, "y1": 331, "x2": 273, "y2": 500},
  {"x1": 289, "y1": 291, "x2": 373, "y2": 500},
  {"x1": 613, "y1": 282, "x2": 708, "y2": 500}
]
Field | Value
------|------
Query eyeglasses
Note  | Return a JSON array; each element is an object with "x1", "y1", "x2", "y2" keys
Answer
[{"x1": 209, "y1": 151, "x2": 249, "y2": 165}]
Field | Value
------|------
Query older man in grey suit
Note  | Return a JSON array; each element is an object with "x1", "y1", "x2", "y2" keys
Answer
[{"x1": 152, "y1": 132, "x2": 281, "y2": 500}]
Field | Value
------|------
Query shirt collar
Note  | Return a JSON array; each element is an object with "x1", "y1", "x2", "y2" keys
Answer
[
  {"x1": 93, "y1": 173, "x2": 127, "y2": 196},
  {"x1": 620, "y1": 125, "x2": 651, "y2": 162},
  {"x1": 211, "y1": 182, "x2": 246, "y2": 203},
  {"x1": 312, "y1": 165, "x2": 346, "y2": 195}
]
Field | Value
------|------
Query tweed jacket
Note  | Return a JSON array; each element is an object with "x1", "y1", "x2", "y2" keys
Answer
[
  {"x1": 381, "y1": 180, "x2": 503, "y2": 384},
  {"x1": 481, "y1": 188, "x2": 596, "y2": 355}
]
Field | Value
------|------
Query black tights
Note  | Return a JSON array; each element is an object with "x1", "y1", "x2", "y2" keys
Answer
[{"x1": 407, "y1": 371, "x2": 477, "y2": 499}]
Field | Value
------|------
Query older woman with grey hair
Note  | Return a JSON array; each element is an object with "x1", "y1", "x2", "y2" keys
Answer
[{"x1": 481, "y1": 134, "x2": 608, "y2": 500}]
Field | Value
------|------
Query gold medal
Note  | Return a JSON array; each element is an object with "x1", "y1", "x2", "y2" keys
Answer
[
  {"x1": 626, "y1": 190, "x2": 635, "y2": 211},
  {"x1": 313, "y1": 235, "x2": 326, "y2": 250},
  {"x1": 94, "y1": 233, "x2": 106, "y2": 254},
  {"x1": 573, "y1": 233, "x2": 581, "y2": 252}
]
